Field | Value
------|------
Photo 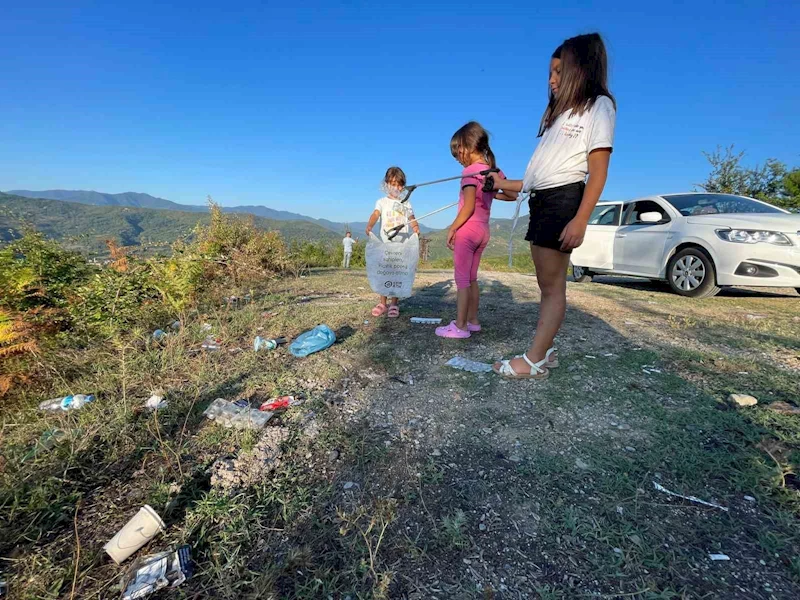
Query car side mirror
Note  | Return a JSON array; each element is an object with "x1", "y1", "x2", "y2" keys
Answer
[{"x1": 639, "y1": 212, "x2": 663, "y2": 224}]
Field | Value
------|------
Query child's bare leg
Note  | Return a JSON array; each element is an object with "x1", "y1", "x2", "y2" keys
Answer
[
  {"x1": 380, "y1": 295, "x2": 388, "y2": 306},
  {"x1": 388, "y1": 297, "x2": 398, "y2": 306},
  {"x1": 467, "y1": 281, "x2": 480, "y2": 325}
]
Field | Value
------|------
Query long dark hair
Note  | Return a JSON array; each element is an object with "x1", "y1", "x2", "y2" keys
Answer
[
  {"x1": 450, "y1": 121, "x2": 497, "y2": 168},
  {"x1": 539, "y1": 33, "x2": 616, "y2": 136}
]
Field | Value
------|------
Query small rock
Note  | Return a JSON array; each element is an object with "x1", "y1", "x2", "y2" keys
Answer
[
  {"x1": 328, "y1": 449, "x2": 340, "y2": 462},
  {"x1": 765, "y1": 401, "x2": 800, "y2": 415},
  {"x1": 343, "y1": 481, "x2": 356, "y2": 490},
  {"x1": 625, "y1": 446, "x2": 636, "y2": 452},
  {"x1": 617, "y1": 424, "x2": 631, "y2": 431},
  {"x1": 728, "y1": 394, "x2": 758, "y2": 407},
  {"x1": 431, "y1": 449, "x2": 441, "y2": 457},
  {"x1": 575, "y1": 458, "x2": 590, "y2": 470}
]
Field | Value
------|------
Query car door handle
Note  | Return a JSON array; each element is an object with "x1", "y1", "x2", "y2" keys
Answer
[{"x1": 615, "y1": 233, "x2": 626, "y2": 238}]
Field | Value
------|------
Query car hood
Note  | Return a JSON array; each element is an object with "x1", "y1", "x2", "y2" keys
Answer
[{"x1": 686, "y1": 213, "x2": 800, "y2": 232}]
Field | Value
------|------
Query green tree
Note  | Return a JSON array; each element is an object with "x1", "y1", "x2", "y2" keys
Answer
[{"x1": 698, "y1": 145, "x2": 797, "y2": 210}]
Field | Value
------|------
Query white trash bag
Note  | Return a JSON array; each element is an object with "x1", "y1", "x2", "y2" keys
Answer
[{"x1": 366, "y1": 233, "x2": 419, "y2": 299}]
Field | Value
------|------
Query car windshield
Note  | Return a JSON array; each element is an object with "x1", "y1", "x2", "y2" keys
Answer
[{"x1": 664, "y1": 193, "x2": 784, "y2": 216}]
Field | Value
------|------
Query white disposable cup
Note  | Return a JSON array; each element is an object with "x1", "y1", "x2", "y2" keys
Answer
[{"x1": 103, "y1": 504, "x2": 166, "y2": 564}]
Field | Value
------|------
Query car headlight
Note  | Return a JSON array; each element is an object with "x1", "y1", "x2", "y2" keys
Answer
[{"x1": 715, "y1": 229, "x2": 793, "y2": 246}]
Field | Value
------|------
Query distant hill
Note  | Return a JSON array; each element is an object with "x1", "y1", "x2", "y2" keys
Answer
[
  {"x1": 0, "y1": 193, "x2": 339, "y2": 256},
  {"x1": 7, "y1": 189, "x2": 434, "y2": 236}
]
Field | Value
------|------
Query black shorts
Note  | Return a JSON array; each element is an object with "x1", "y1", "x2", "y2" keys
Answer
[{"x1": 524, "y1": 181, "x2": 585, "y2": 254}]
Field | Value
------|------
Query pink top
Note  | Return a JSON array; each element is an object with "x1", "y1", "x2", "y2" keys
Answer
[{"x1": 459, "y1": 162, "x2": 504, "y2": 225}]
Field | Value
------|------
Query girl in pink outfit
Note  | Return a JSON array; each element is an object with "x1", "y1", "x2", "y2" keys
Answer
[{"x1": 436, "y1": 122, "x2": 515, "y2": 339}]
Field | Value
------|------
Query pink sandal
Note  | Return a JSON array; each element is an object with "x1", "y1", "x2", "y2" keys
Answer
[
  {"x1": 435, "y1": 321, "x2": 471, "y2": 339},
  {"x1": 467, "y1": 323, "x2": 481, "y2": 332},
  {"x1": 387, "y1": 304, "x2": 400, "y2": 318},
  {"x1": 371, "y1": 303, "x2": 387, "y2": 317}
]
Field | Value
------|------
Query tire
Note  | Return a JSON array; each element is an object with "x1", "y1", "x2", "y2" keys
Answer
[
  {"x1": 667, "y1": 248, "x2": 720, "y2": 298},
  {"x1": 571, "y1": 264, "x2": 594, "y2": 283}
]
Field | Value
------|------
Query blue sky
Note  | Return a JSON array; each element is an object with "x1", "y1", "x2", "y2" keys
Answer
[{"x1": 1, "y1": 1, "x2": 798, "y2": 227}]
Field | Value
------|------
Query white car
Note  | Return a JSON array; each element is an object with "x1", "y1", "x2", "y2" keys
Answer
[{"x1": 570, "y1": 193, "x2": 800, "y2": 298}]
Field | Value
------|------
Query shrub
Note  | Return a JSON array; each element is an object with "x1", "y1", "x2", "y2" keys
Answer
[{"x1": 0, "y1": 231, "x2": 92, "y2": 311}]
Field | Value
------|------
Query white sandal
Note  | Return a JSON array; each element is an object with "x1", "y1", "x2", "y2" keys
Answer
[
  {"x1": 493, "y1": 353, "x2": 550, "y2": 380},
  {"x1": 515, "y1": 347, "x2": 558, "y2": 368}
]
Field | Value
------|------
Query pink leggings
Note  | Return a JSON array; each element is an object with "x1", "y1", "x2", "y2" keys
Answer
[{"x1": 453, "y1": 223, "x2": 489, "y2": 289}]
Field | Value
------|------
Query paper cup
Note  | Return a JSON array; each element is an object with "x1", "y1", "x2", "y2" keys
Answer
[{"x1": 103, "y1": 504, "x2": 166, "y2": 564}]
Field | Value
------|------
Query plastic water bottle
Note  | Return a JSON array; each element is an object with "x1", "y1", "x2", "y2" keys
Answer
[
  {"x1": 445, "y1": 356, "x2": 493, "y2": 373},
  {"x1": 254, "y1": 336, "x2": 287, "y2": 351},
  {"x1": 39, "y1": 394, "x2": 96, "y2": 411}
]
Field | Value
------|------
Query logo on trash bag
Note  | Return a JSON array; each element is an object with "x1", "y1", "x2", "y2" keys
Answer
[{"x1": 384, "y1": 281, "x2": 403, "y2": 288}]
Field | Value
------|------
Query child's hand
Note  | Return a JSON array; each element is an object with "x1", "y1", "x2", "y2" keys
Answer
[
  {"x1": 365, "y1": 227, "x2": 371, "y2": 237},
  {"x1": 446, "y1": 227, "x2": 457, "y2": 250},
  {"x1": 559, "y1": 218, "x2": 588, "y2": 251}
]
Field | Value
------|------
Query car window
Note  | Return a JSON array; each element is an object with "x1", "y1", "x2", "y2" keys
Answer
[
  {"x1": 588, "y1": 204, "x2": 621, "y2": 226},
  {"x1": 664, "y1": 193, "x2": 784, "y2": 216},
  {"x1": 624, "y1": 200, "x2": 670, "y2": 225}
]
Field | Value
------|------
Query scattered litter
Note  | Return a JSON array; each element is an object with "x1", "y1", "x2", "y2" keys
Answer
[
  {"x1": 201, "y1": 323, "x2": 212, "y2": 332},
  {"x1": 613, "y1": 548, "x2": 622, "y2": 555},
  {"x1": 709, "y1": 553, "x2": 730, "y2": 561},
  {"x1": 642, "y1": 364, "x2": 662, "y2": 374},
  {"x1": 170, "y1": 320, "x2": 181, "y2": 331},
  {"x1": 389, "y1": 376, "x2": 409, "y2": 385},
  {"x1": 446, "y1": 356, "x2": 493, "y2": 373},
  {"x1": 104, "y1": 505, "x2": 166, "y2": 564},
  {"x1": 575, "y1": 458, "x2": 590, "y2": 470},
  {"x1": 603, "y1": 353, "x2": 615, "y2": 357},
  {"x1": 203, "y1": 398, "x2": 273, "y2": 430},
  {"x1": 584, "y1": 355, "x2": 596, "y2": 359},
  {"x1": 616, "y1": 506, "x2": 624, "y2": 515},
  {"x1": 22, "y1": 429, "x2": 68, "y2": 462},
  {"x1": 253, "y1": 336, "x2": 287, "y2": 351},
  {"x1": 624, "y1": 321, "x2": 636, "y2": 325},
  {"x1": 737, "y1": 371, "x2": 749, "y2": 375},
  {"x1": 152, "y1": 329, "x2": 167, "y2": 341},
  {"x1": 745, "y1": 314, "x2": 765, "y2": 320},
  {"x1": 343, "y1": 481, "x2": 358, "y2": 490},
  {"x1": 289, "y1": 325, "x2": 336, "y2": 357},
  {"x1": 363, "y1": 320, "x2": 369, "y2": 325},
  {"x1": 144, "y1": 393, "x2": 167, "y2": 411},
  {"x1": 727, "y1": 393, "x2": 758, "y2": 408},
  {"x1": 259, "y1": 396, "x2": 304, "y2": 412},
  {"x1": 233, "y1": 399, "x2": 250, "y2": 409},
  {"x1": 410, "y1": 317, "x2": 442, "y2": 324},
  {"x1": 39, "y1": 394, "x2": 95, "y2": 412},
  {"x1": 121, "y1": 545, "x2": 193, "y2": 600},
  {"x1": 201, "y1": 336, "x2": 220, "y2": 351},
  {"x1": 652, "y1": 481, "x2": 729, "y2": 512},
  {"x1": 744, "y1": 495, "x2": 756, "y2": 502}
]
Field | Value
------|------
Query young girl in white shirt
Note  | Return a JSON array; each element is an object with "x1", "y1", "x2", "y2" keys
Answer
[{"x1": 491, "y1": 32, "x2": 616, "y2": 379}]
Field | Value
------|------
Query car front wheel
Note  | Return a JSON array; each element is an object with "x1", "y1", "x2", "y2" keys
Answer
[
  {"x1": 667, "y1": 248, "x2": 720, "y2": 298},
  {"x1": 571, "y1": 264, "x2": 594, "y2": 283}
]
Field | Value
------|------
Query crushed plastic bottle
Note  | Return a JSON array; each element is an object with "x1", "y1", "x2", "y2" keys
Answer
[
  {"x1": 152, "y1": 329, "x2": 167, "y2": 341},
  {"x1": 410, "y1": 317, "x2": 442, "y2": 324},
  {"x1": 445, "y1": 356, "x2": 493, "y2": 373},
  {"x1": 203, "y1": 398, "x2": 272, "y2": 429},
  {"x1": 39, "y1": 394, "x2": 96, "y2": 411},
  {"x1": 253, "y1": 336, "x2": 287, "y2": 351}
]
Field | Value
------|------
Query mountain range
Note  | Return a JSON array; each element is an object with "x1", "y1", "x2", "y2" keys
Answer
[
  {"x1": 6, "y1": 189, "x2": 434, "y2": 235},
  {"x1": 0, "y1": 192, "x2": 340, "y2": 256}
]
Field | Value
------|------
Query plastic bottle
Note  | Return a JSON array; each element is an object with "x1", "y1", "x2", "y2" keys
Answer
[
  {"x1": 39, "y1": 394, "x2": 96, "y2": 411},
  {"x1": 253, "y1": 336, "x2": 287, "y2": 351}
]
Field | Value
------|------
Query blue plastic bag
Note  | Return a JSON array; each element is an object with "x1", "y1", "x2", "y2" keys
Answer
[{"x1": 289, "y1": 325, "x2": 336, "y2": 357}]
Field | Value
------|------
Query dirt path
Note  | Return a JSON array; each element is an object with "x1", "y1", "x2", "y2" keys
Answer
[{"x1": 280, "y1": 270, "x2": 800, "y2": 599}]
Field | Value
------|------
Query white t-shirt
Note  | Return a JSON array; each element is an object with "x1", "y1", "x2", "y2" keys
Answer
[
  {"x1": 522, "y1": 96, "x2": 616, "y2": 192},
  {"x1": 374, "y1": 196, "x2": 414, "y2": 242},
  {"x1": 342, "y1": 237, "x2": 355, "y2": 253}
]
